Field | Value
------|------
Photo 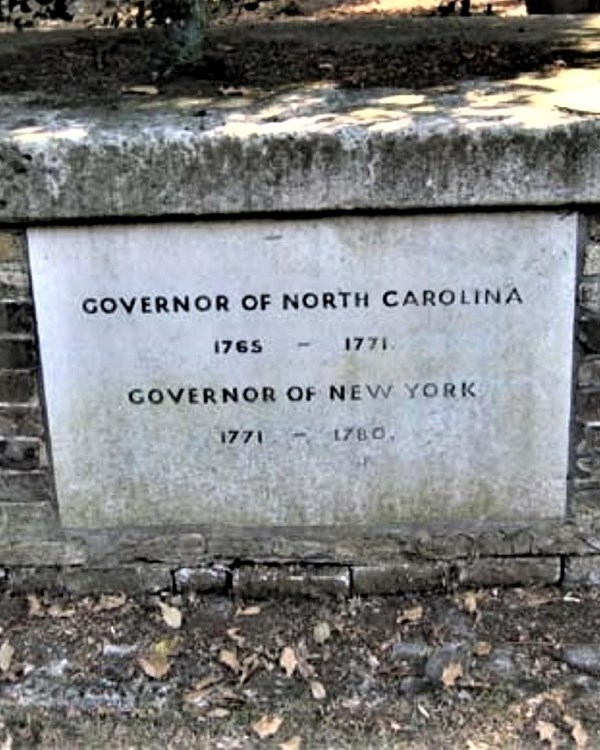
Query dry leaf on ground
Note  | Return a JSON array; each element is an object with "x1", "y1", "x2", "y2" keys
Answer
[
  {"x1": 295, "y1": 639, "x2": 316, "y2": 680},
  {"x1": 460, "y1": 591, "x2": 480, "y2": 615},
  {"x1": 313, "y1": 621, "x2": 331, "y2": 644},
  {"x1": 535, "y1": 719, "x2": 557, "y2": 747},
  {"x1": 441, "y1": 661, "x2": 463, "y2": 688},
  {"x1": 252, "y1": 715, "x2": 283, "y2": 739},
  {"x1": 564, "y1": 715, "x2": 588, "y2": 748},
  {"x1": 150, "y1": 636, "x2": 180, "y2": 657},
  {"x1": 396, "y1": 605, "x2": 423, "y2": 624},
  {"x1": 280, "y1": 646, "x2": 297, "y2": 678},
  {"x1": 473, "y1": 641, "x2": 493, "y2": 657},
  {"x1": 227, "y1": 628, "x2": 246, "y2": 648},
  {"x1": 0, "y1": 642, "x2": 14, "y2": 673},
  {"x1": 240, "y1": 654, "x2": 261, "y2": 685},
  {"x1": 279, "y1": 737, "x2": 302, "y2": 750},
  {"x1": 310, "y1": 680, "x2": 327, "y2": 700},
  {"x1": 158, "y1": 601, "x2": 182, "y2": 629},
  {"x1": 26, "y1": 594, "x2": 44, "y2": 617},
  {"x1": 207, "y1": 707, "x2": 231, "y2": 718},
  {"x1": 47, "y1": 604, "x2": 76, "y2": 619},
  {"x1": 183, "y1": 673, "x2": 222, "y2": 706},
  {"x1": 138, "y1": 653, "x2": 171, "y2": 679},
  {"x1": 237, "y1": 605, "x2": 262, "y2": 617},
  {"x1": 219, "y1": 648, "x2": 241, "y2": 674},
  {"x1": 95, "y1": 593, "x2": 127, "y2": 612}
]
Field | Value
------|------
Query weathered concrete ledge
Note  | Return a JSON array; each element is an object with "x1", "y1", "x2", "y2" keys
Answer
[
  {"x1": 1, "y1": 69, "x2": 600, "y2": 222},
  {"x1": 0, "y1": 519, "x2": 599, "y2": 568}
]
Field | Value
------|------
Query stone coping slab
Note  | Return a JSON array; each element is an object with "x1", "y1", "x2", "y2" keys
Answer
[{"x1": 1, "y1": 67, "x2": 600, "y2": 222}]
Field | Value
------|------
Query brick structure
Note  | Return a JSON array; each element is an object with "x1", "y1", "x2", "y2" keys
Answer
[{"x1": 0, "y1": 85, "x2": 600, "y2": 595}]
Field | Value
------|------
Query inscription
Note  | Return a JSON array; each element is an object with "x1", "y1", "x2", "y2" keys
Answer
[
  {"x1": 80, "y1": 286, "x2": 523, "y2": 316},
  {"x1": 27, "y1": 213, "x2": 577, "y2": 527}
]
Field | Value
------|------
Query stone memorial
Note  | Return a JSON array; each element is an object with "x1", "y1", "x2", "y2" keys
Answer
[{"x1": 27, "y1": 211, "x2": 577, "y2": 528}]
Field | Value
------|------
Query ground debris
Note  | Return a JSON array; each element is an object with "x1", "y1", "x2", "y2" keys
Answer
[{"x1": 0, "y1": 586, "x2": 599, "y2": 747}]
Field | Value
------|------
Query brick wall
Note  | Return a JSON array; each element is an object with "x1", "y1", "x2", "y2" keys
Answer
[
  {"x1": 0, "y1": 216, "x2": 599, "y2": 594},
  {"x1": 0, "y1": 231, "x2": 57, "y2": 536},
  {"x1": 575, "y1": 214, "x2": 600, "y2": 519}
]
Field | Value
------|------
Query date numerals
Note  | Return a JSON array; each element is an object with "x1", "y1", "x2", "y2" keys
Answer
[
  {"x1": 219, "y1": 430, "x2": 264, "y2": 445},
  {"x1": 214, "y1": 339, "x2": 263, "y2": 354},
  {"x1": 334, "y1": 426, "x2": 387, "y2": 442},
  {"x1": 344, "y1": 337, "x2": 389, "y2": 352}
]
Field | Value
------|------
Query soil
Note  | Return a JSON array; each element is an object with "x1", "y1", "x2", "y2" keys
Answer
[
  {"x1": 0, "y1": 0, "x2": 598, "y2": 105},
  {"x1": 1, "y1": 585, "x2": 600, "y2": 748}
]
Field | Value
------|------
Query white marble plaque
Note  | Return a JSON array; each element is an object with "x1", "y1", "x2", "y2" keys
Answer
[{"x1": 28, "y1": 212, "x2": 577, "y2": 528}]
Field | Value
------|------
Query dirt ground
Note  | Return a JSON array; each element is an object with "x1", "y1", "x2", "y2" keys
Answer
[
  {"x1": 0, "y1": 0, "x2": 599, "y2": 104},
  {"x1": 1, "y1": 585, "x2": 600, "y2": 748}
]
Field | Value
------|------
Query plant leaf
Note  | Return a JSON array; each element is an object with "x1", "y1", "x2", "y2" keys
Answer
[
  {"x1": 252, "y1": 715, "x2": 283, "y2": 739},
  {"x1": 310, "y1": 680, "x2": 327, "y2": 700},
  {"x1": 280, "y1": 646, "x2": 297, "y2": 678},
  {"x1": 441, "y1": 661, "x2": 463, "y2": 688},
  {"x1": 0, "y1": 642, "x2": 14, "y2": 673},
  {"x1": 279, "y1": 737, "x2": 302, "y2": 750},
  {"x1": 237, "y1": 605, "x2": 261, "y2": 617},
  {"x1": 473, "y1": 641, "x2": 492, "y2": 657},
  {"x1": 138, "y1": 653, "x2": 171, "y2": 679},
  {"x1": 313, "y1": 621, "x2": 331, "y2": 644},
  {"x1": 396, "y1": 605, "x2": 423, "y2": 624},
  {"x1": 95, "y1": 593, "x2": 127, "y2": 612},
  {"x1": 26, "y1": 594, "x2": 44, "y2": 618},
  {"x1": 158, "y1": 601, "x2": 182, "y2": 629},
  {"x1": 219, "y1": 648, "x2": 241, "y2": 674},
  {"x1": 564, "y1": 715, "x2": 588, "y2": 749}
]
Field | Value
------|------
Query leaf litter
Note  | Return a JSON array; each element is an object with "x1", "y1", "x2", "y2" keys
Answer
[{"x1": 1, "y1": 586, "x2": 600, "y2": 747}]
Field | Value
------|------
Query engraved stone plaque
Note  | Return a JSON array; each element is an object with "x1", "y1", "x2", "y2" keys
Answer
[{"x1": 28, "y1": 212, "x2": 577, "y2": 527}]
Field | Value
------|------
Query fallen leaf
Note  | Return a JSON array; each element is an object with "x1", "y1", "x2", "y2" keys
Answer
[
  {"x1": 313, "y1": 621, "x2": 331, "y2": 644},
  {"x1": 460, "y1": 591, "x2": 479, "y2": 615},
  {"x1": 310, "y1": 680, "x2": 327, "y2": 700},
  {"x1": 150, "y1": 636, "x2": 180, "y2": 657},
  {"x1": 95, "y1": 593, "x2": 127, "y2": 612},
  {"x1": 27, "y1": 594, "x2": 44, "y2": 617},
  {"x1": 121, "y1": 84, "x2": 159, "y2": 96},
  {"x1": 279, "y1": 737, "x2": 302, "y2": 750},
  {"x1": 517, "y1": 590, "x2": 556, "y2": 607},
  {"x1": 0, "y1": 642, "x2": 14, "y2": 673},
  {"x1": 184, "y1": 673, "x2": 222, "y2": 705},
  {"x1": 295, "y1": 639, "x2": 316, "y2": 680},
  {"x1": 396, "y1": 605, "x2": 423, "y2": 624},
  {"x1": 237, "y1": 605, "x2": 261, "y2": 617},
  {"x1": 441, "y1": 661, "x2": 463, "y2": 688},
  {"x1": 138, "y1": 653, "x2": 171, "y2": 679},
  {"x1": 252, "y1": 715, "x2": 283, "y2": 739},
  {"x1": 280, "y1": 646, "x2": 297, "y2": 678},
  {"x1": 227, "y1": 628, "x2": 246, "y2": 648},
  {"x1": 158, "y1": 601, "x2": 182, "y2": 629},
  {"x1": 564, "y1": 715, "x2": 588, "y2": 748},
  {"x1": 183, "y1": 685, "x2": 214, "y2": 706},
  {"x1": 219, "y1": 648, "x2": 241, "y2": 674},
  {"x1": 207, "y1": 707, "x2": 230, "y2": 718},
  {"x1": 240, "y1": 653, "x2": 261, "y2": 685},
  {"x1": 219, "y1": 86, "x2": 250, "y2": 97},
  {"x1": 473, "y1": 641, "x2": 492, "y2": 657},
  {"x1": 48, "y1": 604, "x2": 76, "y2": 619},
  {"x1": 536, "y1": 719, "x2": 557, "y2": 746}
]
